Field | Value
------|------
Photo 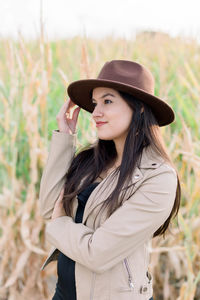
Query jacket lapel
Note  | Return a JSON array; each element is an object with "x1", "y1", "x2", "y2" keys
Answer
[
  {"x1": 82, "y1": 145, "x2": 164, "y2": 224},
  {"x1": 82, "y1": 166, "x2": 143, "y2": 224}
]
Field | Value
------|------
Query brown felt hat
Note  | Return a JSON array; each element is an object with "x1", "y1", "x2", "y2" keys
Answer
[{"x1": 67, "y1": 59, "x2": 175, "y2": 126}]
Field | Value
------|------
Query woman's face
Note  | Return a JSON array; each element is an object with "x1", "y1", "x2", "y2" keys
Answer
[{"x1": 91, "y1": 87, "x2": 133, "y2": 141}]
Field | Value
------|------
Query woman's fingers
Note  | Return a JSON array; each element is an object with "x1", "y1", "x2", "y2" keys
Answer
[
  {"x1": 67, "y1": 98, "x2": 76, "y2": 109},
  {"x1": 56, "y1": 101, "x2": 69, "y2": 120},
  {"x1": 63, "y1": 98, "x2": 77, "y2": 118},
  {"x1": 65, "y1": 98, "x2": 76, "y2": 116},
  {"x1": 72, "y1": 106, "x2": 81, "y2": 122},
  {"x1": 56, "y1": 99, "x2": 73, "y2": 120},
  {"x1": 56, "y1": 98, "x2": 80, "y2": 133}
]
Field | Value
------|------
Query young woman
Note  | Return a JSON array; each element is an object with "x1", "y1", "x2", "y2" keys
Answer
[{"x1": 39, "y1": 60, "x2": 181, "y2": 300}]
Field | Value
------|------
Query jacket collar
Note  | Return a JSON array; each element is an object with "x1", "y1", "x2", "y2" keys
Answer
[{"x1": 139, "y1": 145, "x2": 165, "y2": 169}]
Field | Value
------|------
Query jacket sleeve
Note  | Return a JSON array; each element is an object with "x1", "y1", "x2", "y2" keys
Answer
[
  {"x1": 39, "y1": 130, "x2": 76, "y2": 220},
  {"x1": 45, "y1": 165, "x2": 178, "y2": 274}
]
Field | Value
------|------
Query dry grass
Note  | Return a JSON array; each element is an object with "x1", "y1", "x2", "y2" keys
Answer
[{"x1": 0, "y1": 31, "x2": 200, "y2": 299}]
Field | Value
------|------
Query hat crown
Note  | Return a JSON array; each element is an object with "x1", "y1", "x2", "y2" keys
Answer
[{"x1": 97, "y1": 60, "x2": 155, "y2": 95}]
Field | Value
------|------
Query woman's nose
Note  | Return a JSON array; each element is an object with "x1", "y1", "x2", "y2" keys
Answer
[{"x1": 92, "y1": 105, "x2": 104, "y2": 118}]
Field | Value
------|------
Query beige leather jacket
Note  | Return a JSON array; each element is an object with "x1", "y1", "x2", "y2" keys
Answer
[{"x1": 39, "y1": 130, "x2": 177, "y2": 300}]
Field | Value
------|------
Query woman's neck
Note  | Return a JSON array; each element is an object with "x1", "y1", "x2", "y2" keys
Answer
[{"x1": 113, "y1": 135, "x2": 127, "y2": 166}]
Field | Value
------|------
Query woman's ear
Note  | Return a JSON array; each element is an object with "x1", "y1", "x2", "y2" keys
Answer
[{"x1": 140, "y1": 106, "x2": 144, "y2": 113}]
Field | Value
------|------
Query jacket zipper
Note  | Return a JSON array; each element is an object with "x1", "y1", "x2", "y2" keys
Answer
[
  {"x1": 124, "y1": 258, "x2": 134, "y2": 290},
  {"x1": 90, "y1": 272, "x2": 96, "y2": 300}
]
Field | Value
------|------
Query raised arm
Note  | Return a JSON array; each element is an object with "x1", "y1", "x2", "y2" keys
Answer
[
  {"x1": 39, "y1": 131, "x2": 76, "y2": 219},
  {"x1": 39, "y1": 99, "x2": 80, "y2": 220}
]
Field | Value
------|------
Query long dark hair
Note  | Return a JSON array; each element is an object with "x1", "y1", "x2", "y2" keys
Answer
[{"x1": 62, "y1": 90, "x2": 181, "y2": 237}]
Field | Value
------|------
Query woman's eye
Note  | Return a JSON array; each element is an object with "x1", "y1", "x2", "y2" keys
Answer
[
  {"x1": 92, "y1": 99, "x2": 112, "y2": 106},
  {"x1": 104, "y1": 99, "x2": 112, "y2": 104}
]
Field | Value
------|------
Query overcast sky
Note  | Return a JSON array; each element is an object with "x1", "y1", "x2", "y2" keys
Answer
[{"x1": 0, "y1": 0, "x2": 200, "y2": 40}]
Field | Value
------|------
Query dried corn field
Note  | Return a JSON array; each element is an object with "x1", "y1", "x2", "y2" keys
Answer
[{"x1": 0, "y1": 32, "x2": 200, "y2": 300}]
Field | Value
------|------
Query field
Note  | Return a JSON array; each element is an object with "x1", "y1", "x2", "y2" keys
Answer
[{"x1": 0, "y1": 31, "x2": 200, "y2": 299}]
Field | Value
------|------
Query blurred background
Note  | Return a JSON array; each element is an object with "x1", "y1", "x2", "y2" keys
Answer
[{"x1": 0, "y1": 0, "x2": 200, "y2": 299}]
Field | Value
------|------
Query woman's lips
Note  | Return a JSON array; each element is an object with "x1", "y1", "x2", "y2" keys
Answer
[{"x1": 96, "y1": 122, "x2": 107, "y2": 127}]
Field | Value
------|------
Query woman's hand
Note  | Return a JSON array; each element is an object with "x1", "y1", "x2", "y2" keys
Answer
[
  {"x1": 56, "y1": 98, "x2": 81, "y2": 134},
  {"x1": 51, "y1": 188, "x2": 66, "y2": 220}
]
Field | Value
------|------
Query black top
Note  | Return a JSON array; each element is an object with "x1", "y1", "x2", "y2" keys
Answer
[{"x1": 52, "y1": 182, "x2": 100, "y2": 300}]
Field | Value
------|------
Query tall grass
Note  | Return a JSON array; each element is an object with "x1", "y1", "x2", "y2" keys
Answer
[{"x1": 0, "y1": 32, "x2": 200, "y2": 300}]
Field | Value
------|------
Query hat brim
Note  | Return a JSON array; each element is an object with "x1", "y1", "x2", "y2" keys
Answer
[{"x1": 67, "y1": 79, "x2": 175, "y2": 126}]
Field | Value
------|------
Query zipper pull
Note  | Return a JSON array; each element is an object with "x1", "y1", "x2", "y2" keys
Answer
[
  {"x1": 128, "y1": 279, "x2": 134, "y2": 289},
  {"x1": 146, "y1": 271, "x2": 152, "y2": 284}
]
